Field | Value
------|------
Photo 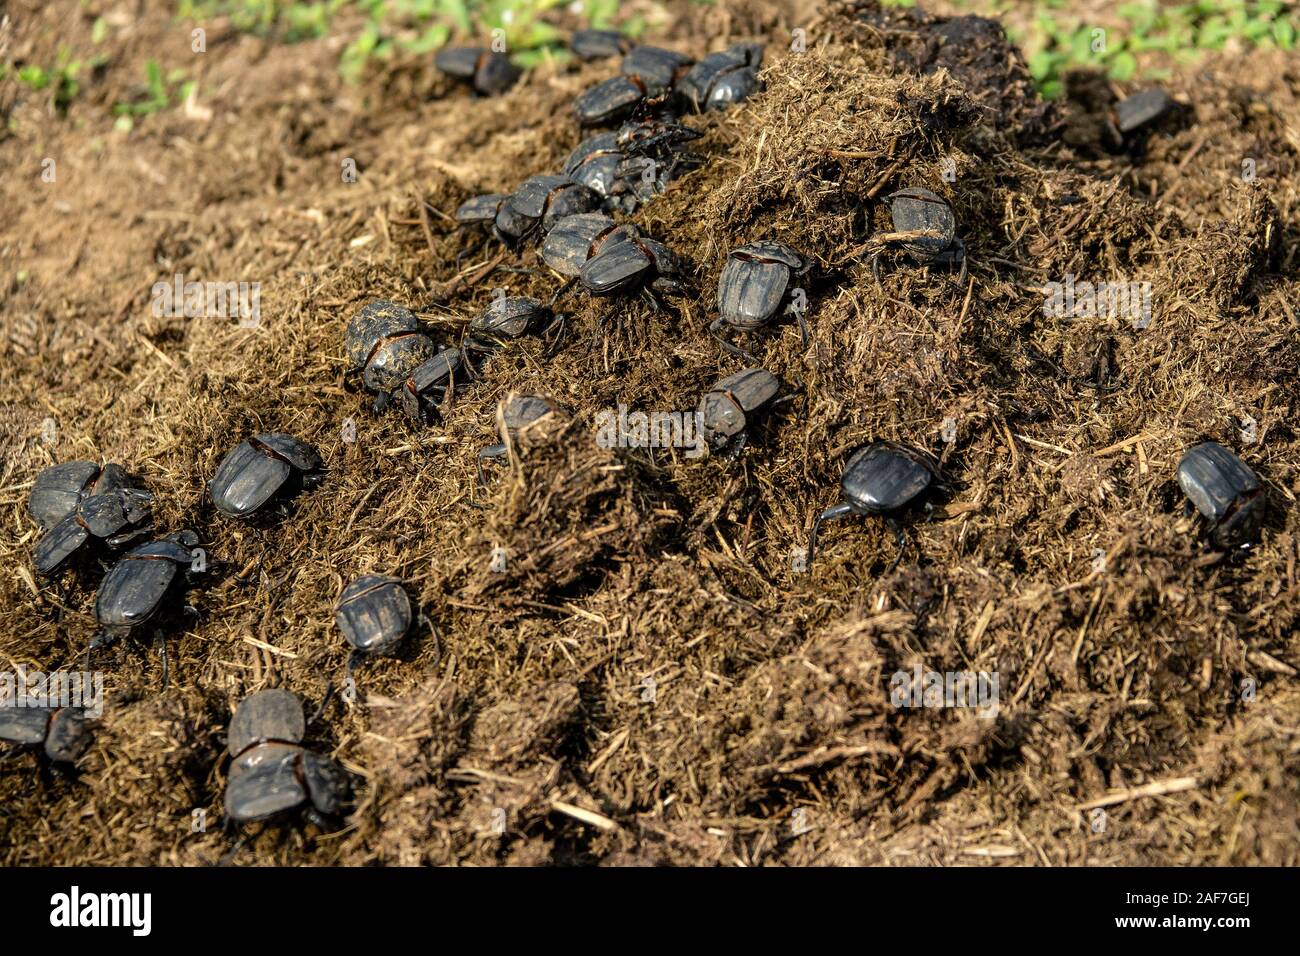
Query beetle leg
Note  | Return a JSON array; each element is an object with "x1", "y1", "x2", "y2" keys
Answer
[
  {"x1": 871, "y1": 251, "x2": 882, "y2": 287},
  {"x1": 795, "y1": 309, "x2": 810, "y2": 349},
  {"x1": 884, "y1": 515, "x2": 908, "y2": 575},
  {"x1": 419, "y1": 613, "x2": 443, "y2": 668},
  {"x1": 307, "y1": 682, "x2": 336, "y2": 726},
  {"x1": 0, "y1": 745, "x2": 21, "y2": 763},
  {"x1": 548, "y1": 277, "x2": 577, "y2": 309},
  {"x1": 477, "y1": 443, "x2": 508, "y2": 486},
  {"x1": 372, "y1": 390, "x2": 391, "y2": 416},
  {"x1": 808, "y1": 502, "x2": 855, "y2": 567},
  {"x1": 542, "y1": 312, "x2": 567, "y2": 357},
  {"x1": 725, "y1": 432, "x2": 748, "y2": 462},
  {"x1": 712, "y1": 330, "x2": 759, "y2": 364},
  {"x1": 150, "y1": 633, "x2": 170, "y2": 691}
]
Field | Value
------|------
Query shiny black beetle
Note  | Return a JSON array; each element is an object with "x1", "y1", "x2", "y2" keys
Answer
[
  {"x1": 1177, "y1": 441, "x2": 1264, "y2": 549},
  {"x1": 27, "y1": 460, "x2": 133, "y2": 531},
  {"x1": 680, "y1": 43, "x2": 763, "y2": 112},
  {"x1": 434, "y1": 46, "x2": 520, "y2": 96},
  {"x1": 210, "y1": 434, "x2": 324, "y2": 519},
  {"x1": 1113, "y1": 88, "x2": 1173, "y2": 136},
  {"x1": 570, "y1": 28, "x2": 631, "y2": 60},
  {"x1": 580, "y1": 235, "x2": 687, "y2": 300},
  {"x1": 335, "y1": 574, "x2": 413, "y2": 662},
  {"x1": 0, "y1": 705, "x2": 91, "y2": 765},
  {"x1": 476, "y1": 394, "x2": 557, "y2": 484},
  {"x1": 621, "y1": 45, "x2": 694, "y2": 88},
  {"x1": 808, "y1": 443, "x2": 935, "y2": 569},
  {"x1": 494, "y1": 175, "x2": 602, "y2": 246},
  {"x1": 455, "y1": 193, "x2": 510, "y2": 230},
  {"x1": 697, "y1": 367, "x2": 783, "y2": 456},
  {"x1": 33, "y1": 487, "x2": 154, "y2": 577},
  {"x1": 565, "y1": 121, "x2": 700, "y2": 212},
  {"x1": 344, "y1": 299, "x2": 439, "y2": 413},
  {"x1": 397, "y1": 346, "x2": 464, "y2": 424},
  {"x1": 712, "y1": 241, "x2": 810, "y2": 352},
  {"x1": 223, "y1": 688, "x2": 352, "y2": 827},
  {"x1": 92, "y1": 529, "x2": 200, "y2": 686},
  {"x1": 876, "y1": 187, "x2": 966, "y2": 278},
  {"x1": 542, "y1": 214, "x2": 637, "y2": 278}
]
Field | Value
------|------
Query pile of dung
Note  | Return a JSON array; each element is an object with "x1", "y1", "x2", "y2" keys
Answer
[{"x1": 1, "y1": 0, "x2": 1297, "y2": 866}]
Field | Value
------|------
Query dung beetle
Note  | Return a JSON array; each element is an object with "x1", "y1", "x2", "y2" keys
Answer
[
  {"x1": 808, "y1": 443, "x2": 935, "y2": 569},
  {"x1": 574, "y1": 74, "x2": 675, "y2": 127},
  {"x1": 210, "y1": 434, "x2": 324, "y2": 519},
  {"x1": 697, "y1": 367, "x2": 783, "y2": 457},
  {"x1": 0, "y1": 705, "x2": 91, "y2": 765},
  {"x1": 712, "y1": 240, "x2": 811, "y2": 352},
  {"x1": 680, "y1": 43, "x2": 764, "y2": 112},
  {"x1": 27, "y1": 460, "x2": 133, "y2": 531},
  {"x1": 565, "y1": 122, "x2": 700, "y2": 211},
  {"x1": 621, "y1": 46, "x2": 694, "y2": 88},
  {"x1": 335, "y1": 574, "x2": 413, "y2": 670},
  {"x1": 1177, "y1": 441, "x2": 1264, "y2": 549},
  {"x1": 434, "y1": 46, "x2": 520, "y2": 96},
  {"x1": 397, "y1": 346, "x2": 464, "y2": 424},
  {"x1": 455, "y1": 193, "x2": 509, "y2": 230},
  {"x1": 92, "y1": 529, "x2": 200, "y2": 687},
  {"x1": 1113, "y1": 88, "x2": 1173, "y2": 136},
  {"x1": 580, "y1": 235, "x2": 687, "y2": 300},
  {"x1": 223, "y1": 688, "x2": 353, "y2": 827},
  {"x1": 876, "y1": 187, "x2": 966, "y2": 278},
  {"x1": 564, "y1": 131, "x2": 625, "y2": 197},
  {"x1": 344, "y1": 299, "x2": 440, "y2": 412},
  {"x1": 542, "y1": 214, "x2": 638, "y2": 278},
  {"x1": 467, "y1": 296, "x2": 562, "y2": 351},
  {"x1": 571, "y1": 28, "x2": 631, "y2": 60},
  {"x1": 494, "y1": 175, "x2": 602, "y2": 246},
  {"x1": 33, "y1": 487, "x2": 154, "y2": 577},
  {"x1": 476, "y1": 394, "x2": 557, "y2": 484}
]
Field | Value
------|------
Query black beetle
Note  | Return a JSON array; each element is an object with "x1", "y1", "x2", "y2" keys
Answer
[
  {"x1": 396, "y1": 346, "x2": 465, "y2": 423},
  {"x1": 335, "y1": 574, "x2": 413, "y2": 668},
  {"x1": 33, "y1": 487, "x2": 154, "y2": 577},
  {"x1": 621, "y1": 46, "x2": 694, "y2": 88},
  {"x1": 27, "y1": 460, "x2": 133, "y2": 531},
  {"x1": 210, "y1": 434, "x2": 324, "y2": 519},
  {"x1": 494, "y1": 175, "x2": 603, "y2": 246},
  {"x1": 680, "y1": 43, "x2": 764, "y2": 112},
  {"x1": 876, "y1": 187, "x2": 966, "y2": 278},
  {"x1": 434, "y1": 46, "x2": 520, "y2": 96},
  {"x1": 92, "y1": 529, "x2": 200, "y2": 686},
  {"x1": 223, "y1": 688, "x2": 353, "y2": 827},
  {"x1": 697, "y1": 367, "x2": 783, "y2": 456},
  {"x1": 344, "y1": 299, "x2": 440, "y2": 412},
  {"x1": 574, "y1": 74, "x2": 675, "y2": 127},
  {"x1": 808, "y1": 443, "x2": 935, "y2": 569},
  {"x1": 455, "y1": 193, "x2": 510, "y2": 230},
  {"x1": 571, "y1": 28, "x2": 631, "y2": 60},
  {"x1": 467, "y1": 296, "x2": 561, "y2": 350},
  {"x1": 712, "y1": 241, "x2": 811, "y2": 352},
  {"x1": 476, "y1": 394, "x2": 558, "y2": 484},
  {"x1": 542, "y1": 214, "x2": 638, "y2": 278},
  {"x1": 1177, "y1": 441, "x2": 1264, "y2": 549},
  {"x1": 1113, "y1": 88, "x2": 1173, "y2": 136},
  {"x1": 0, "y1": 705, "x2": 91, "y2": 765},
  {"x1": 565, "y1": 122, "x2": 700, "y2": 212},
  {"x1": 580, "y1": 235, "x2": 687, "y2": 300}
]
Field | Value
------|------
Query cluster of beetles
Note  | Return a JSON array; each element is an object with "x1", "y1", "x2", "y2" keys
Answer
[{"x1": 4, "y1": 27, "x2": 1267, "y2": 839}]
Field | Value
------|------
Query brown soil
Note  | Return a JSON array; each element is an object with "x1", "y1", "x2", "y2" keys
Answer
[{"x1": 1, "y1": 0, "x2": 1298, "y2": 866}]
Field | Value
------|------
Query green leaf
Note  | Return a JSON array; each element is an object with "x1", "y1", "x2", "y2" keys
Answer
[
  {"x1": 1108, "y1": 50, "x2": 1137, "y2": 80},
  {"x1": 92, "y1": 17, "x2": 108, "y2": 44},
  {"x1": 1273, "y1": 18, "x2": 1295, "y2": 49}
]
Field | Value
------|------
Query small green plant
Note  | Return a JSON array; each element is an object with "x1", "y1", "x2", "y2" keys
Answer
[
  {"x1": 113, "y1": 60, "x2": 196, "y2": 118},
  {"x1": 13, "y1": 49, "x2": 88, "y2": 114}
]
